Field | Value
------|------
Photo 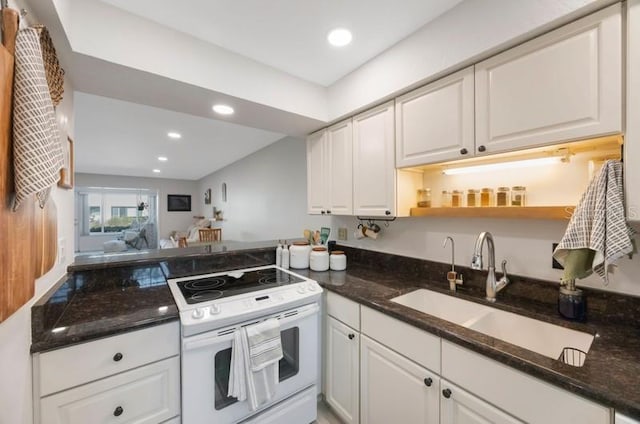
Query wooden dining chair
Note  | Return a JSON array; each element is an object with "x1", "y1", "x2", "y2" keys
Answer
[
  {"x1": 177, "y1": 236, "x2": 188, "y2": 248},
  {"x1": 199, "y1": 228, "x2": 222, "y2": 242}
]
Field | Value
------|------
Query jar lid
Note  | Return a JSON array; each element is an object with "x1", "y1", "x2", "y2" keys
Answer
[
  {"x1": 452, "y1": 190, "x2": 462, "y2": 194},
  {"x1": 312, "y1": 247, "x2": 327, "y2": 252},
  {"x1": 467, "y1": 189, "x2": 479, "y2": 193},
  {"x1": 331, "y1": 250, "x2": 345, "y2": 255},
  {"x1": 512, "y1": 186, "x2": 526, "y2": 190},
  {"x1": 441, "y1": 190, "x2": 449, "y2": 194},
  {"x1": 497, "y1": 187, "x2": 510, "y2": 191},
  {"x1": 481, "y1": 187, "x2": 493, "y2": 192},
  {"x1": 293, "y1": 241, "x2": 309, "y2": 246}
]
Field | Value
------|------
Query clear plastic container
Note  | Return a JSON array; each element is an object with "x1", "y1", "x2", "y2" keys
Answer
[
  {"x1": 417, "y1": 189, "x2": 432, "y2": 207},
  {"x1": 451, "y1": 190, "x2": 463, "y2": 208},
  {"x1": 496, "y1": 187, "x2": 510, "y2": 207},
  {"x1": 467, "y1": 189, "x2": 479, "y2": 207},
  {"x1": 511, "y1": 186, "x2": 526, "y2": 207},
  {"x1": 480, "y1": 188, "x2": 494, "y2": 207}
]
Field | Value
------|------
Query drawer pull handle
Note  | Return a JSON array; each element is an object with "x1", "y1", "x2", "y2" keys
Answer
[
  {"x1": 348, "y1": 333, "x2": 355, "y2": 340},
  {"x1": 114, "y1": 406, "x2": 124, "y2": 417},
  {"x1": 442, "y1": 388, "x2": 452, "y2": 399},
  {"x1": 423, "y1": 377, "x2": 433, "y2": 387},
  {"x1": 113, "y1": 352, "x2": 123, "y2": 362}
]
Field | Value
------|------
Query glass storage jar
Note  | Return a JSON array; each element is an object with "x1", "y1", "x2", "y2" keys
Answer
[
  {"x1": 496, "y1": 187, "x2": 510, "y2": 207},
  {"x1": 441, "y1": 190, "x2": 452, "y2": 207},
  {"x1": 466, "y1": 189, "x2": 479, "y2": 207},
  {"x1": 511, "y1": 186, "x2": 526, "y2": 206},
  {"x1": 480, "y1": 188, "x2": 494, "y2": 207},
  {"x1": 417, "y1": 189, "x2": 432, "y2": 207},
  {"x1": 451, "y1": 190, "x2": 463, "y2": 208}
]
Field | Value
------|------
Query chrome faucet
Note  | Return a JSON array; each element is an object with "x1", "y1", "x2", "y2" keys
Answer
[{"x1": 471, "y1": 232, "x2": 509, "y2": 302}]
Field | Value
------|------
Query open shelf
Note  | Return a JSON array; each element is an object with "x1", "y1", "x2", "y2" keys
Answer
[{"x1": 409, "y1": 206, "x2": 575, "y2": 220}]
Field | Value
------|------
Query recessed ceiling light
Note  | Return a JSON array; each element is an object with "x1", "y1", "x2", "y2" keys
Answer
[
  {"x1": 153, "y1": 169, "x2": 161, "y2": 173},
  {"x1": 167, "y1": 132, "x2": 181, "y2": 139},
  {"x1": 158, "y1": 156, "x2": 168, "y2": 162},
  {"x1": 327, "y1": 28, "x2": 352, "y2": 47},
  {"x1": 212, "y1": 104, "x2": 234, "y2": 115}
]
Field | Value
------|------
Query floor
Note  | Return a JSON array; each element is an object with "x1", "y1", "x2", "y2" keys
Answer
[{"x1": 316, "y1": 401, "x2": 343, "y2": 424}]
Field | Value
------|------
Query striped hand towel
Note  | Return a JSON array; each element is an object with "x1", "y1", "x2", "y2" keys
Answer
[{"x1": 553, "y1": 160, "x2": 635, "y2": 284}]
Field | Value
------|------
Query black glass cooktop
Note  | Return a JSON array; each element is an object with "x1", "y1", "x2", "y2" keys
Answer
[{"x1": 176, "y1": 267, "x2": 304, "y2": 305}]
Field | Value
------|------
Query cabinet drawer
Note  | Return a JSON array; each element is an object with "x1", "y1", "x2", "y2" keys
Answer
[
  {"x1": 40, "y1": 356, "x2": 180, "y2": 424},
  {"x1": 37, "y1": 321, "x2": 179, "y2": 396},
  {"x1": 441, "y1": 341, "x2": 610, "y2": 424},
  {"x1": 326, "y1": 291, "x2": 360, "y2": 330},
  {"x1": 361, "y1": 306, "x2": 440, "y2": 373}
]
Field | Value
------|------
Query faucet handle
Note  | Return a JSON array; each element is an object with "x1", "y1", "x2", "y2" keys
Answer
[
  {"x1": 500, "y1": 260, "x2": 509, "y2": 282},
  {"x1": 471, "y1": 254, "x2": 482, "y2": 270}
]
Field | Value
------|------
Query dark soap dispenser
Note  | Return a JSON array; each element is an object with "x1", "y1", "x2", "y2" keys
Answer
[{"x1": 558, "y1": 279, "x2": 586, "y2": 321}]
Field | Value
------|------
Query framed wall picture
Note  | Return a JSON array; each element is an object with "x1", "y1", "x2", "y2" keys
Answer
[
  {"x1": 58, "y1": 136, "x2": 74, "y2": 189},
  {"x1": 204, "y1": 188, "x2": 212, "y2": 205},
  {"x1": 167, "y1": 194, "x2": 192, "y2": 212}
]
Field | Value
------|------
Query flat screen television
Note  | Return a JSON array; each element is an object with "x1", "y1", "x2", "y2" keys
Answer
[{"x1": 167, "y1": 194, "x2": 191, "y2": 212}]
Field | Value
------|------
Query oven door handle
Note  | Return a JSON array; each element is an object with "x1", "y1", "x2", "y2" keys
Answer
[{"x1": 183, "y1": 303, "x2": 319, "y2": 352}]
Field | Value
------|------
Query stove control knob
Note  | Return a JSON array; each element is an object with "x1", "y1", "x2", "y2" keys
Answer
[
  {"x1": 297, "y1": 286, "x2": 307, "y2": 294},
  {"x1": 192, "y1": 308, "x2": 205, "y2": 319},
  {"x1": 307, "y1": 283, "x2": 318, "y2": 292},
  {"x1": 210, "y1": 304, "x2": 221, "y2": 315}
]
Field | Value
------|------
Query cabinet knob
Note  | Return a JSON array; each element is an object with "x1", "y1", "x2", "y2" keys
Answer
[
  {"x1": 114, "y1": 406, "x2": 124, "y2": 417},
  {"x1": 385, "y1": 210, "x2": 391, "y2": 216},
  {"x1": 478, "y1": 145, "x2": 486, "y2": 152},
  {"x1": 113, "y1": 352, "x2": 123, "y2": 362},
  {"x1": 321, "y1": 210, "x2": 326, "y2": 215},
  {"x1": 460, "y1": 148, "x2": 468, "y2": 155},
  {"x1": 326, "y1": 210, "x2": 331, "y2": 214},
  {"x1": 442, "y1": 388, "x2": 452, "y2": 399},
  {"x1": 423, "y1": 377, "x2": 433, "y2": 387},
  {"x1": 348, "y1": 333, "x2": 355, "y2": 340}
]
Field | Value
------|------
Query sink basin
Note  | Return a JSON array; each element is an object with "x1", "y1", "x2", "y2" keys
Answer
[{"x1": 391, "y1": 289, "x2": 594, "y2": 365}]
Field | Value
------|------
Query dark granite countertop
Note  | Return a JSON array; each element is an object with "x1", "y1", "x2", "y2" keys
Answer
[
  {"x1": 31, "y1": 265, "x2": 179, "y2": 353},
  {"x1": 295, "y1": 248, "x2": 640, "y2": 420}
]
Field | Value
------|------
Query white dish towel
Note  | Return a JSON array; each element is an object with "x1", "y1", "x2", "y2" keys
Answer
[
  {"x1": 553, "y1": 160, "x2": 635, "y2": 284},
  {"x1": 228, "y1": 318, "x2": 283, "y2": 411}
]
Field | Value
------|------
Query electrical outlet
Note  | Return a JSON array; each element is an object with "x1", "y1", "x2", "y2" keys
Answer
[
  {"x1": 338, "y1": 227, "x2": 348, "y2": 241},
  {"x1": 552, "y1": 243, "x2": 563, "y2": 270}
]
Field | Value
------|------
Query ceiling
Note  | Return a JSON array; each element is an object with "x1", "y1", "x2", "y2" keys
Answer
[
  {"x1": 74, "y1": 92, "x2": 285, "y2": 180},
  {"x1": 100, "y1": 0, "x2": 463, "y2": 86}
]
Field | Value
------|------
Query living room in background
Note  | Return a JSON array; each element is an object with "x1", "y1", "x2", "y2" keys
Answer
[{"x1": 74, "y1": 188, "x2": 159, "y2": 252}]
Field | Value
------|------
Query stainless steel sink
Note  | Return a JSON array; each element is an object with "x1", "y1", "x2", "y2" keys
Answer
[{"x1": 391, "y1": 289, "x2": 594, "y2": 365}]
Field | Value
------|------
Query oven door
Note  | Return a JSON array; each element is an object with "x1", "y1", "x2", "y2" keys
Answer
[{"x1": 181, "y1": 302, "x2": 319, "y2": 424}]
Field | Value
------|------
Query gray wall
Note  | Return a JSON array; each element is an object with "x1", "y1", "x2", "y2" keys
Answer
[{"x1": 197, "y1": 136, "x2": 330, "y2": 241}]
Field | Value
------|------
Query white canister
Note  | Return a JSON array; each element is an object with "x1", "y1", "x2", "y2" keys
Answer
[
  {"x1": 289, "y1": 241, "x2": 311, "y2": 269},
  {"x1": 329, "y1": 251, "x2": 347, "y2": 271},
  {"x1": 310, "y1": 247, "x2": 329, "y2": 271}
]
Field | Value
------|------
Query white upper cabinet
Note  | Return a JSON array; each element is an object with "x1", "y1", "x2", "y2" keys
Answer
[
  {"x1": 475, "y1": 4, "x2": 622, "y2": 155},
  {"x1": 396, "y1": 66, "x2": 475, "y2": 167},
  {"x1": 306, "y1": 130, "x2": 326, "y2": 214},
  {"x1": 353, "y1": 101, "x2": 396, "y2": 217},
  {"x1": 326, "y1": 120, "x2": 353, "y2": 215},
  {"x1": 626, "y1": 0, "x2": 640, "y2": 222}
]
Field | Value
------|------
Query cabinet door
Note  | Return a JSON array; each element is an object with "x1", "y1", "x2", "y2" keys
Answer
[
  {"x1": 353, "y1": 101, "x2": 396, "y2": 217},
  {"x1": 360, "y1": 335, "x2": 439, "y2": 424},
  {"x1": 307, "y1": 130, "x2": 327, "y2": 214},
  {"x1": 326, "y1": 120, "x2": 353, "y2": 215},
  {"x1": 475, "y1": 4, "x2": 621, "y2": 155},
  {"x1": 440, "y1": 380, "x2": 523, "y2": 424},
  {"x1": 325, "y1": 316, "x2": 359, "y2": 424},
  {"x1": 626, "y1": 0, "x2": 640, "y2": 221},
  {"x1": 396, "y1": 66, "x2": 474, "y2": 167}
]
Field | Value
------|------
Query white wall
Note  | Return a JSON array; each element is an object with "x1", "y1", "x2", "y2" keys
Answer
[
  {"x1": 0, "y1": 8, "x2": 76, "y2": 420},
  {"x1": 74, "y1": 173, "x2": 199, "y2": 242},
  {"x1": 197, "y1": 136, "x2": 330, "y2": 241},
  {"x1": 327, "y1": 0, "x2": 609, "y2": 120},
  {"x1": 331, "y1": 215, "x2": 640, "y2": 297}
]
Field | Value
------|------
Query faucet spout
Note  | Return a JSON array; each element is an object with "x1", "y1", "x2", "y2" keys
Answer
[{"x1": 471, "y1": 232, "x2": 509, "y2": 302}]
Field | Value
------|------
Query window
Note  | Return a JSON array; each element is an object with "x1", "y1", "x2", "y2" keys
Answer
[{"x1": 82, "y1": 190, "x2": 154, "y2": 234}]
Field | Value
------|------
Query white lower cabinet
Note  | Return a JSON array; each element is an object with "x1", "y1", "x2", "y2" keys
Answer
[
  {"x1": 325, "y1": 315, "x2": 360, "y2": 424},
  {"x1": 360, "y1": 335, "x2": 439, "y2": 424},
  {"x1": 440, "y1": 380, "x2": 522, "y2": 424}
]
